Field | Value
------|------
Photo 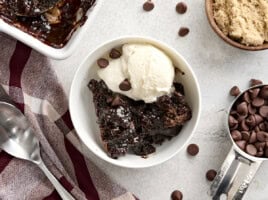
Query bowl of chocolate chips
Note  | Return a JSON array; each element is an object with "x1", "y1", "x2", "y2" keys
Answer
[
  {"x1": 69, "y1": 36, "x2": 201, "y2": 168},
  {"x1": 210, "y1": 80, "x2": 268, "y2": 199}
]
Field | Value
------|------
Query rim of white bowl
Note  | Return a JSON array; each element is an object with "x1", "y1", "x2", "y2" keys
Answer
[{"x1": 69, "y1": 35, "x2": 202, "y2": 168}]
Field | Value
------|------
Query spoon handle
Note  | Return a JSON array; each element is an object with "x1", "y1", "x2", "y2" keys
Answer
[{"x1": 37, "y1": 160, "x2": 75, "y2": 200}]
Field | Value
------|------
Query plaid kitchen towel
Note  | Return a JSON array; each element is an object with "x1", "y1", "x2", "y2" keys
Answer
[{"x1": 0, "y1": 33, "x2": 137, "y2": 200}]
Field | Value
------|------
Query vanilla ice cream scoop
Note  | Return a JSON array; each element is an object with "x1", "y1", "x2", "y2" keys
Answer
[{"x1": 97, "y1": 43, "x2": 175, "y2": 103}]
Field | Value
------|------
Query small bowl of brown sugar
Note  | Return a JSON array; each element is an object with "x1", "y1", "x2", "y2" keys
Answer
[{"x1": 205, "y1": 0, "x2": 268, "y2": 50}]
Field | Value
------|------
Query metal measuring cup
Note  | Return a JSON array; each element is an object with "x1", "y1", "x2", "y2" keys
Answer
[{"x1": 210, "y1": 84, "x2": 268, "y2": 200}]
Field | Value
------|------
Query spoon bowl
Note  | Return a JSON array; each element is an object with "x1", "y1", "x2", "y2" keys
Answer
[
  {"x1": 0, "y1": 102, "x2": 75, "y2": 200},
  {"x1": 0, "y1": 102, "x2": 40, "y2": 162}
]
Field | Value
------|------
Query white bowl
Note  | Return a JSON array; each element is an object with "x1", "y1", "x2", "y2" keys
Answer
[
  {"x1": 0, "y1": 0, "x2": 102, "y2": 60},
  {"x1": 69, "y1": 36, "x2": 201, "y2": 168}
]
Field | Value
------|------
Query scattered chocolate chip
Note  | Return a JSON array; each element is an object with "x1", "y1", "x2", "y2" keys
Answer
[
  {"x1": 206, "y1": 169, "x2": 217, "y2": 181},
  {"x1": 109, "y1": 48, "x2": 121, "y2": 59},
  {"x1": 259, "y1": 106, "x2": 268, "y2": 118},
  {"x1": 246, "y1": 144, "x2": 257, "y2": 156},
  {"x1": 97, "y1": 58, "x2": 109, "y2": 68},
  {"x1": 143, "y1": 0, "x2": 154, "y2": 11},
  {"x1": 178, "y1": 27, "x2": 189, "y2": 37},
  {"x1": 176, "y1": 2, "x2": 187, "y2": 14},
  {"x1": 187, "y1": 143, "x2": 199, "y2": 156},
  {"x1": 111, "y1": 95, "x2": 123, "y2": 107},
  {"x1": 230, "y1": 86, "x2": 240, "y2": 97},
  {"x1": 236, "y1": 140, "x2": 246, "y2": 150},
  {"x1": 231, "y1": 130, "x2": 242, "y2": 141},
  {"x1": 250, "y1": 79, "x2": 263, "y2": 87},
  {"x1": 171, "y1": 190, "x2": 183, "y2": 200},
  {"x1": 119, "y1": 79, "x2": 132, "y2": 91}
]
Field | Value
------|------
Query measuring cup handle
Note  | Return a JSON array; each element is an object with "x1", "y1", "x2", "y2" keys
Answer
[{"x1": 210, "y1": 147, "x2": 262, "y2": 200}]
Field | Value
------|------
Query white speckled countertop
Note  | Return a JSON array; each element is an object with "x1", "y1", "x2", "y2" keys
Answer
[{"x1": 50, "y1": 0, "x2": 268, "y2": 199}]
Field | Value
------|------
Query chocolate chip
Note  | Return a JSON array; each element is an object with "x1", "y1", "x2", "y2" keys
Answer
[
  {"x1": 259, "y1": 106, "x2": 268, "y2": 118},
  {"x1": 255, "y1": 126, "x2": 260, "y2": 132},
  {"x1": 230, "y1": 123, "x2": 239, "y2": 131},
  {"x1": 236, "y1": 140, "x2": 246, "y2": 150},
  {"x1": 230, "y1": 86, "x2": 241, "y2": 97},
  {"x1": 237, "y1": 102, "x2": 248, "y2": 116},
  {"x1": 176, "y1": 2, "x2": 187, "y2": 14},
  {"x1": 246, "y1": 144, "x2": 257, "y2": 156},
  {"x1": 249, "y1": 88, "x2": 260, "y2": 99},
  {"x1": 171, "y1": 190, "x2": 183, "y2": 200},
  {"x1": 265, "y1": 148, "x2": 268, "y2": 157},
  {"x1": 229, "y1": 115, "x2": 238, "y2": 128},
  {"x1": 246, "y1": 115, "x2": 256, "y2": 127},
  {"x1": 240, "y1": 119, "x2": 249, "y2": 131},
  {"x1": 109, "y1": 48, "x2": 121, "y2": 59},
  {"x1": 119, "y1": 79, "x2": 131, "y2": 91},
  {"x1": 237, "y1": 114, "x2": 247, "y2": 122},
  {"x1": 260, "y1": 86, "x2": 268, "y2": 99},
  {"x1": 250, "y1": 79, "x2": 263, "y2": 86},
  {"x1": 231, "y1": 130, "x2": 242, "y2": 141},
  {"x1": 253, "y1": 114, "x2": 263, "y2": 125},
  {"x1": 111, "y1": 95, "x2": 123, "y2": 107},
  {"x1": 187, "y1": 143, "x2": 199, "y2": 156},
  {"x1": 242, "y1": 92, "x2": 251, "y2": 103},
  {"x1": 256, "y1": 131, "x2": 268, "y2": 142},
  {"x1": 248, "y1": 104, "x2": 256, "y2": 114},
  {"x1": 97, "y1": 58, "x2": 109, "y2": 68},
  {"x1": 143, "y1": 1, "x2": 154, "y2": 11},
  {"x1": 241, "y1": 131, "x2": 250, "y2": 141},
  {"x1": 257, "y1": 150, "x2": 264, "y2": 157},
  {"x1": 206, "y1": 169, "x2": 217, "y2": 181},
  {"x1": 259, "y1": 122, "x2": 266, "y2": 131},
  {"x1": 252, "y1": 97, "x2": 264, "y2": 107},
  {"x1": 106, "y1": 97, "x2": 113, "y2": 104},
  {"x1": 249, "y1": 130, "x2": 257, "y2": 143},
  {"x1": 178, "y1": 27, "x2": 189, "y2": 37},
  {"x1": 255, "y1": 142, "x2": 265, "y2": 151}
]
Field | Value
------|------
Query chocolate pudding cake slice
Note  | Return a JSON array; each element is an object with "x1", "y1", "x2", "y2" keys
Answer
[{"x1": 88, "y1": 80, "x2": 192, "y2": 159}]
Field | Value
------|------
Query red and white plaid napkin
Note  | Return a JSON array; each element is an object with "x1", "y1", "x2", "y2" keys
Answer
[{"x1": 0, "y1": 33, "x2": 137, "y2": 200}]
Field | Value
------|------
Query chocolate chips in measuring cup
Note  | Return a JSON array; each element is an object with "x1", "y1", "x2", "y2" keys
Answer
[{"x1": 229, "y1": 82, "x2": 268, "y2": 157}]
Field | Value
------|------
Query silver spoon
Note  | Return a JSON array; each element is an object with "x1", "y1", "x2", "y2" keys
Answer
[{"x1": 0, "y1": 102, "x2": 75, "y2": 200}]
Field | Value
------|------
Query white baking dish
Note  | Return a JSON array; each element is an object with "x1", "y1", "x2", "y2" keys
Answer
[{"x1": 0, "y1": 0, "x2": 102, "y2": 60}]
